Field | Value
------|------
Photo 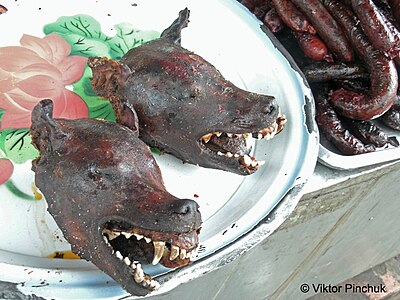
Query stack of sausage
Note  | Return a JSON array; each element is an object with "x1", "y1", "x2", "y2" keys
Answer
[{"x1": 240, "y1": 0, "x2": 400, "y2": 154}]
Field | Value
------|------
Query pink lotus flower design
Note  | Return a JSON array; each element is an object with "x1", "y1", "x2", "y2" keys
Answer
[
  {"x1": 0, "y1": 158, "x2": 13, "y2": 185},
  {"x1": 0, "y1": 33, "x2": 88, "y2": 130}
]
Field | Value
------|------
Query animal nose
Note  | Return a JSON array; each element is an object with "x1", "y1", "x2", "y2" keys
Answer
[
  {"x1": 261, "y1": 100, "x2": 278, "y2": 115},
  {"x1": 171, "y1": 199, "x2": 200, "y2": 215}
]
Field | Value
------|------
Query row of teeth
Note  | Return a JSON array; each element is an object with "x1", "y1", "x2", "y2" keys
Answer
[
  {"x1": 103, "y1": 232, "x2": 160, "y2": 290},
  {"x1": 201, "y1": 114, "x2": 287, "y2": 145},
  {"x1": 201, "y1": 132, "x2": 247, "y2": 143},
  {"x1": 216, "y1": 152, "x2": 264, "y2": 168},
  {"x1": 103, "y1": 229, "x2": 199, "y2": 263}
]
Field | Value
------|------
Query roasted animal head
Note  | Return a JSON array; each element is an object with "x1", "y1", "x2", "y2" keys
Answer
[
  {"x1": 88, "y1": 8, "x2": 286, "y2": 175},
  {"x1": 30, "y1": 100, "x2": 202, "y2": 296}
]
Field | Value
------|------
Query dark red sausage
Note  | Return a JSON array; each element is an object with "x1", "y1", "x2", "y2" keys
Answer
[
  {"x1": 351, "y1": 0, "x2": 400, "y2": 59},
  {"x1": 381, "y1": 108, "x2": 400, "y2": 130},
  {"x1": 380, "y1": 94, "x2": 400, "y2": 130},
  {"x1": 271, "y1": 0, "x2": 316, "y2": 34},
  {"x1": 263, "y1": 8, "x2": 285, "y2": 33},
  {"x1": 290, "y1": 0, "x2": 353, "y2": 61},
  {"x1": 323, "y1": 0, "x2": 398, "y2": 120},
  {"x1": 388, "y1": 0, "x2": 400, "y2": 24},
  {"x1": 295, "y1": 32, "x2": 333, "y2": 62},
  {"x1": 348, "y1": 119, "x2": 399, "y2": 147},
  {"x1": 314, "y1": 86, "x2": 375, "y2": 155}
]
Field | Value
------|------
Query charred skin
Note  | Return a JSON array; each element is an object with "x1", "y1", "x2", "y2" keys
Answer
[
  {"x1": 30, "y1": 100, "x2": 201, "y2": 296},
  {"x1": 89, "y1": 8, "x2": 284, "y2": 176}
]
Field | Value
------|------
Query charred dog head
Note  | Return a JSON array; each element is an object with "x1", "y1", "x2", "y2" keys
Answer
[
  {"x1": 30, "y1": 100, "x2": 202, "y2": 296},
  {"x1": 88, "y1": 8, "x2": 286, "y2": 175}
]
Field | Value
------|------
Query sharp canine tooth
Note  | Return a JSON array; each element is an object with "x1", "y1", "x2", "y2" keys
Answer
[
  {"x1": 134, "y1": 267, "x2": 144, "y2": 283},
  {"x1": 202, "y1": 133, "x2": 213, "y2": 143},
  {"x1": 257, "y1": 133, "x2": 263, "y2": 140},
  {"x1": 179, "y1": 249, "x2": 187, "y2": 259},
  {"x1": 243, "y1": 155, "x2": 252, "y2": 166},
  {"x1": 134, "y1": 233, "x2": 143, "y2": 240},
  {"x1": 170, "y1": 245, "x2": 180, "y2": 260},
  {"x1": 115, "y1": 251, "x2": 123, "y2": 260},
  {"x1": 144, "y1": 237, "x2": 152, "y2": 243},
  {"x1": 152, "y1": 241, "x2": 165, "y2": 265},
  {"x1": 215, "y1": 131, "x2": 222, "y2": 137}
]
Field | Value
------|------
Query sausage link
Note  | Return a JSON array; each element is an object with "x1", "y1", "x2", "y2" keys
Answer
[
  {"x1": 314, "y1": 86, "x2": 375, "y2": 155},
  {"x1": 388, "y1": 0, "x2": 400, "y2": 24},
  {"x1": 290, "y1": 0, "x2": 354, "y2": 61},
  {"x1": 347, "y1": 119, "x2": 399, "y2": 147},
  {"x1": 302, "y1": 62, "x2": 368, "y2": 83},
  {"x1": 272, "y1": 0, "x2": 316, "y2": 34},
  {"x1": 263, "y1": 8, "x2": 285, "y2": 33},
  {"x1": 294, "y1": 32, "x2": 333, "y2": 62},
  {"x1": 380, "y1": 93, "x2": 400, "y2": 130},
  {"x1": 323, "y1": 0, "x2": 398, "y2": 120},
  {"x1": 351, "y1": 0, "x2": 400, "y2": 59}
]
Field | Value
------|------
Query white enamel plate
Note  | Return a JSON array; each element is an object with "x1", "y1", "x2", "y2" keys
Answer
[{"x1": 0, "y1": 0, "x2": 318, "y2": 298}]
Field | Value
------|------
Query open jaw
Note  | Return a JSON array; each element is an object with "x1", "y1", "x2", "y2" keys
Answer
[
  {"x1": 200, "y1": 113, "x2": 287, "y2": 174},
  {"x1": 102, "y1": 222, "x2": 200, "y2": 292}
]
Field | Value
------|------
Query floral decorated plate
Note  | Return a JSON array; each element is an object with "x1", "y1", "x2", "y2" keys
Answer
[{"x1": 0, "y1": 0, "x2": 318, "y2": 298}]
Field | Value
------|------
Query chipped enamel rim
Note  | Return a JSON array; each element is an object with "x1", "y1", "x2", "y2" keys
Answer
[{"x1": 0, "y1": 0, "x2": 319, "y2": 298}]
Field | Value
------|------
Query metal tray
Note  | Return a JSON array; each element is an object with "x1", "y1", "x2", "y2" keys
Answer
[{"x1": 0, "y1": 0, "x2": 319, "y2": 298}]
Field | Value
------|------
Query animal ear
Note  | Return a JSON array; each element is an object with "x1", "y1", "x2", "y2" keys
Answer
[
  {"x1": 30, "y1": 99, "x2": 67, "y2": 154},
  {"x1": 118, "y1": 103, "x2": 140, "y2": 136},
  {"x1": 160, "y1": 8, "x2": 190, "y2": 44}
]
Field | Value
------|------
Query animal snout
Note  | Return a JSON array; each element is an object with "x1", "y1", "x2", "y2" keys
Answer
[
  {"x1": 171, "y1": 199, "x2": 200, "y2": 215},
  {"x1": 261, "y1": 99, "x2": 278, "y2": 115}
]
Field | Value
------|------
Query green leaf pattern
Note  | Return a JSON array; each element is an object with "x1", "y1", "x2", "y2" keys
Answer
[
  {"x1": 43, "y1": 15, "x2": 159, "y2": 59},
  {"x1": 0, "y1": 129, "x2": 39, "y2": 164}
]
